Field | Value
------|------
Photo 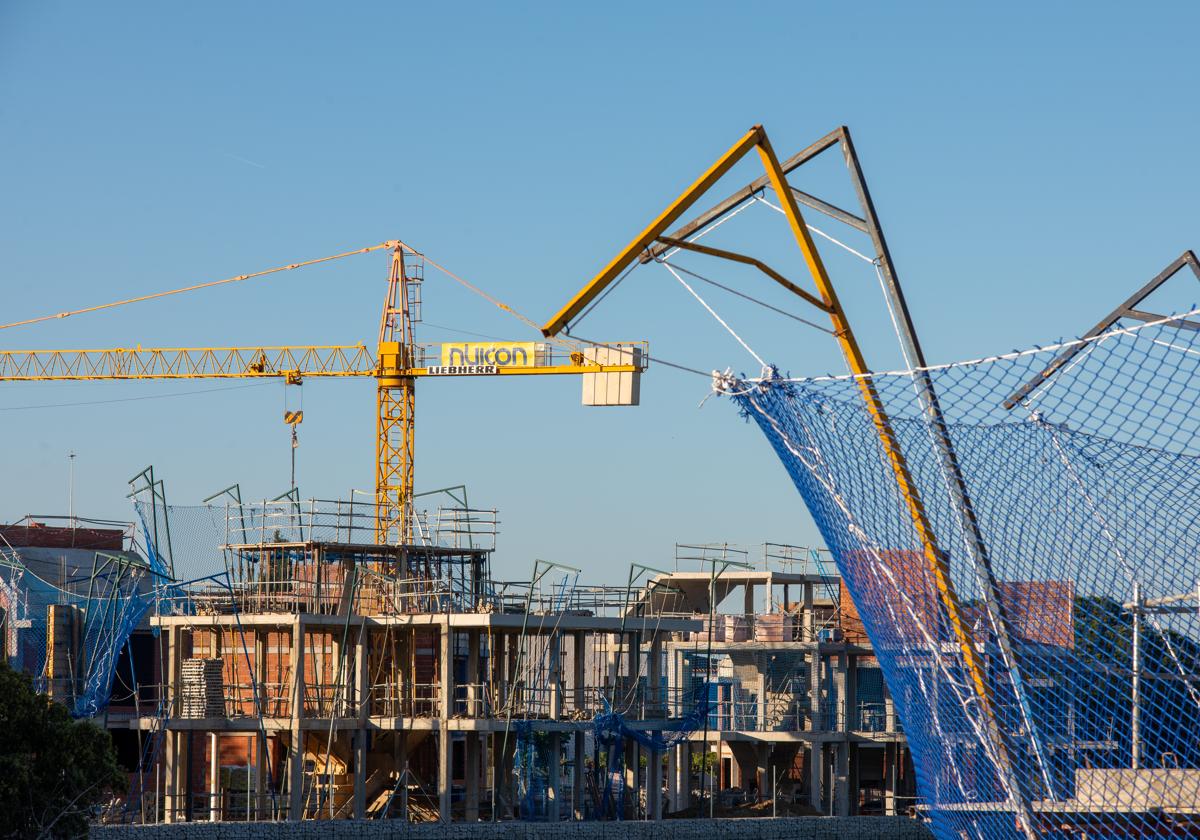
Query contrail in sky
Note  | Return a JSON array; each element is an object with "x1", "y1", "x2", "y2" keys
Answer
[{"x1": 224, "y1": 152, "x2": 266, "y2": 169}]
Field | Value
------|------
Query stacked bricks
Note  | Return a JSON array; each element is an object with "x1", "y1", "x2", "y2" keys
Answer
[{"x1": 180, "y1": 658, "x2": 225, "y2": 718}]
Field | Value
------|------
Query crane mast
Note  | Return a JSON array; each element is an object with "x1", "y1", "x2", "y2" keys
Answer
[{"x1": 376, "y1": 244, "x2": 419, "y2": 544}]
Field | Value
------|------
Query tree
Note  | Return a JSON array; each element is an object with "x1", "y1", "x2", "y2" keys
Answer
[{"x1": 0, "y1": 662, "x2": 126, "y2": 839}]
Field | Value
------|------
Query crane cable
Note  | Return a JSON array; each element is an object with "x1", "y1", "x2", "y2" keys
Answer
[
  {"x1": 411, "y1": 249, "x2": 579, "y2": 350},
  {"x1": 0, "y1": 242, "x2": 398, "y2": 332},
  {"x1": 1, "y1": 237, "x2": 581, "y2": 354}
]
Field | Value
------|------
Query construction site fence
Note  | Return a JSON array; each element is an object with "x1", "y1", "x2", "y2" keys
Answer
[{"x1": 126, "y1": 793, "x2": 294, "y2": 825}]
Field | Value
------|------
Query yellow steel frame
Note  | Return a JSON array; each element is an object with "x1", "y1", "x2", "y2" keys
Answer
[
  {"x1": 0, "y1": 346, "x2": 377, "y2": 381},
  {"x1": 375, "y1": 382, "x2": 414, "y2": 545},
  {"x1": 0, "y1": 345, "x2": 639, "y2": 382},
  {"x1": 540, "y1": 124, "x2": 1030, "y2": 828},
  {"x1": 376, "y1": 246, "x2": 418, "y2": 546},
  {"x1": 542, "y1": 126, "x2": 763, "y2": 337}
]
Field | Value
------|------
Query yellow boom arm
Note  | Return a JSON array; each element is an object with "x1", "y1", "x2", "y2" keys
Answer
[
  {"x1": 0, "y1": 344, "x2": 644, "y2": 382},
  {"x1": 0, "y1": 345, "x2": 377, "y2": 382}
]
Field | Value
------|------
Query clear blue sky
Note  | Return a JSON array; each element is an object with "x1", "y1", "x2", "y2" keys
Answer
[{"x1": 2, "y1": 1, "x2": 1197, "y2": 584}]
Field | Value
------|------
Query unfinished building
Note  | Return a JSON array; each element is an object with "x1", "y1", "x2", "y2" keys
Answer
[{"x1": 0, "y1": 497, "x2": 916, "y2": 824}]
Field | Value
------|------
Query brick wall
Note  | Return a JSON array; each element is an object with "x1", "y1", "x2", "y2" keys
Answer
[{"x1": 93, "y1": 816, "x2": 933, "y2": 840}]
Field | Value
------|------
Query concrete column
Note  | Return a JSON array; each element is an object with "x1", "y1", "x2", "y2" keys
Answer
[
  {"x1": 353, "y1": 625, "x2": 368, "y2": 820},
  {"x1": 549, "y1": 632, "x2": 562, "y2": 719},
  {"x1": 572, "y1": 731, "x2": 585, "y2": 820},
  {"x1": 648, "y1": 744, "x2": 662, "y2": 820},
  {"x1": 573, "y1": 631, "x2": 586, "y2": 716},
  {"x1": 397, "y1": 731, "x2": 409, "y2": 821},
  {"x1": 672, "y1": 741, "x2": 690, "y2": 812},
  {"x1": 253, "y1": 630, "x2": 267, "y2": 820},
  {"x1": 758, "y1": 666, "x2": 768, "y2": 732},
  {"x1": 438, "y1": 727, "x2": 452, "y2": 822},
  {"x1": 808, "y1": 652, "x2": 822, "y2": 731},
  {"x1": 254, "y1": 732, "x2": 267, "y2": 821},
  {"x1": 352, "y1": 730, "x2": 366, "y2": 819},
  {"x1": 465, "y1": 732, "x2": 480, "y2": 821},
  {"x1": 162, "y1": 626, "x2": 182, "y2": 824},
  {"x1": 834, "y1": 652, "x2": 847, "y2": 732},
  {"x1": 834, "y1": 741, "x2": 850, "y2": 816},
  {"x1": 623, "y1": 737, "x2": 638, "y2": 819},
  {"x1": 756, "y1": 743, "x2": 771, "y2": 802},
  {"x1": 744, "y1": 581, "x2": 755, "y2": 621},
  {"x1": 327, "y1": 630, "x2": 337, "y2": 715},
  {"x1": 396, "y1": 734, "x2": 410, "y2": 820},
  {"x1": 846, "y1": 654, "x2": 858, "y2": 732},
  {"x1": 649, "y1": 634, "x2": 662, "y2": 715},
  {"x1": 808, "y1": 744, "x2": 822, "y2": 811},
  {"x1": 802, "y1": 582, "x2": 815, "y2": 641},
  {"x1": 503, "y1": 732, "x2": 517, "y2": 819},
  {"x1": 466, "y1": 629, "x2": 480, "y2": 717},
  {"x1": 479, "y1": 733, "x2": 490, "y2": 819},
  {"x1": 182, "y1": 731, "x2": 194, "y2": 821},
  {"x1": 506, "y1": 632, "x2": 520, "y2": 714},
  {"x1": 626, "y1": 632, "x2": 642, "y2": 712},
  {"x1": 667, "y1": 742, "x2": 678, "y2": 813},
  {"x1": 547, "y1": 731, "x2": 562, "y2": 821},
  {"x1": 493, "y1": 631, "x2": 507, "y2": 710},
  {"x1": 489, "y1": 728, "x2": 502, "y2": 821},
  {"x1": 439, "y1": 625, "x2": 454, "y2": 720},
  {"x1": 169, "y1": 626, "x2": 183, "y2": 718},
  {"x1": 355, "y1": 626, "x2": 368, "y2": 720},
  {"x1": 491, "y1": 732, "x2": 511, "y2": 819},
  {"x1": 208, "y1": 732, "x2": 220, "y2": 822},
  {"x1": 289, "y1": 619, "x2": 305, "y2": 821},
  {"x1": 438, "y1": 624, "x2": 453, "y2": 824},
  {"x1": 397, "y1": 628, "x2": 412, "y2": 716},
  {"x1": 605, "y1": 634, "x2": 619, "y2": 692},
  {"x1": 847, "y1": 742, "x2": 859, "y2": 816},
  {"x1": 163, "y1": 730, "x2": 178, "y2": 823},
  {"x1": 666, "y1": 645, "x2": 678, "y2": 719},
  {"x1": 884, "y1": 743, "x2": 898, "y2": 816}
]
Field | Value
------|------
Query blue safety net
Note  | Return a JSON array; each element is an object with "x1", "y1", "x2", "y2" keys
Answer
[
  {"x1": 0, "y1": 538, "x2": 158, "y2": 718},
  {"x1": 719, "y1": 311, "x2": 1200, "y2": 839},
  {"x1": 586, "y1": 685, "x2": 711, "y2": 820},
  {"x1": 512, "y1": 721, "x2": 553, "y2": 819}
]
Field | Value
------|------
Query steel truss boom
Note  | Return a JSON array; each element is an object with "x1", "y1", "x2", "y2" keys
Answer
[{"x1": 0, "y1": 346, "x2": 377, "y2": 381}]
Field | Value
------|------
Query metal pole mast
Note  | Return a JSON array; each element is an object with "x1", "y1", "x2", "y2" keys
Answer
[
  {"x1": 1131, "y1": 580, "x2": 1141, "y2": 770},
  {"x1": 839, "y1": 127, "x2": 1055, "y2": 801}
]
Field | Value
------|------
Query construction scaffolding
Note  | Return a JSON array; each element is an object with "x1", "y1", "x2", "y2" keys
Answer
[
  {"x1": 91, "y1": 490, "x2": 729, "y2": 824},
  {"x1": 0, "y1": 477, "x2": 920, "y2": 826}
]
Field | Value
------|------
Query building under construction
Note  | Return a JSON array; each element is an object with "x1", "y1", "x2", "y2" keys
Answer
[
  {"x1": 0, "y1": 499, "x2": 915, "y2": 825},
  {"x1": 13, "y1": 122, "x2": 1183, "y2": 838}
]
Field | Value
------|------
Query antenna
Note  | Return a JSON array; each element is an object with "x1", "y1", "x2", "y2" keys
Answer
[{"x1": 68, "y1": 450, "x2": 76, "y2": 528}]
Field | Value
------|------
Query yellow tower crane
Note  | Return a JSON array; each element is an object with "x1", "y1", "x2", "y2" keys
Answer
[{"x1": 0, "y1": 240, "x2": 646, "y2": 545}]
